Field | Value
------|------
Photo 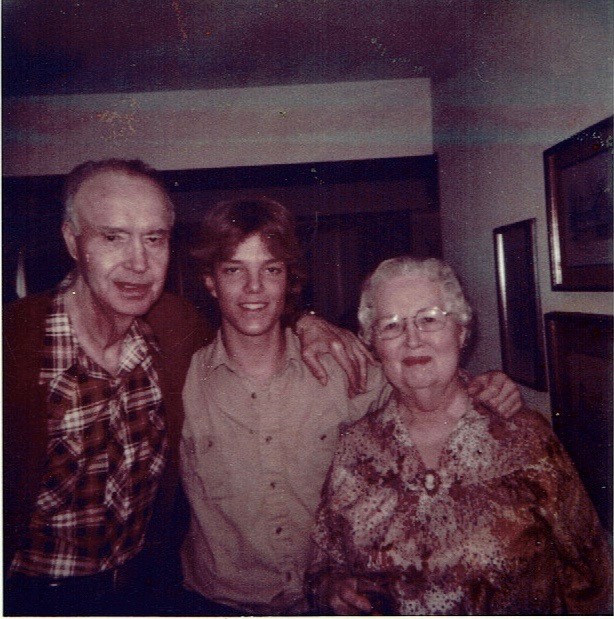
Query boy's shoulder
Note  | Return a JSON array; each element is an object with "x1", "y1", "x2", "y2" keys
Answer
[{"x1": 189, "y1": 332, "x2": 225, "y2": 371}]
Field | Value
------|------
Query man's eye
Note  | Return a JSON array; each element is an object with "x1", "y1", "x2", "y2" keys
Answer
[
  {"x1": 267, "y1": 266, "x2": 284, "y2": 275},
  {"x1": 223, "y1": 267, "x2": 240, "y2": 274},
  {"x1": 104, "y1": 233, "x2": 121, "y2": 242},
  {"x1": 145, "y1": 235, "x2": 166, "y2": 245}
]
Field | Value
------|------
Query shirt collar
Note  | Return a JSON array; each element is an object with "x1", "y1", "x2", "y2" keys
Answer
[
  {"x1": 204, "y1": 327, "x2": 301, "y2": 378},
  {"x1": 40, "y1": 272, "x2": 160, "y2": 382}
]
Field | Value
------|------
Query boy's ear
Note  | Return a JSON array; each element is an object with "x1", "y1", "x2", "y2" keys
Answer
[
  {"x1": 203, "y1": 274, "x2": 218, "y2": 298},
  {"x1": 458, "y1": 325, "x2": 469, "y2": 349}
]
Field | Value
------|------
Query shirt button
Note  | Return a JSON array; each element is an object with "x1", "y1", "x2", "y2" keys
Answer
[
  {"x1": 286, "y1": 572, "x2": 292, "y2": 582},
  {"x1": 276, "y1": 527, "x2": 282, "y2": 534},
  {"x1": 270, "y1": 481, "x2": 276, "y2": 489},
  {"x1": 251, "y1": 392, "x2": 257, "y2": 399},
  {"x1": 265, "y1": 436, "x2": 272, "y2": 443}
]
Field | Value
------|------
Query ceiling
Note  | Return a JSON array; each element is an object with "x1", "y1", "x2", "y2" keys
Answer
[{"x1": 3, "y1": 0, "x2": 475, "y2": 97}]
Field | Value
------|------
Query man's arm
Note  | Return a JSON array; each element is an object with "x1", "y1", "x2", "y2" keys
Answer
[
  {"x1": 3, "y1": 294, "x2": 51, "y2": 574},
  {"x1": 294, "y1": 313, "x2": 375, "y2": 398}
]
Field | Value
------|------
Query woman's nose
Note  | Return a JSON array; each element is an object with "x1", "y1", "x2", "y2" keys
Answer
[{"x1": 404, "y1": 319, "x2": 422, "y2": 347}]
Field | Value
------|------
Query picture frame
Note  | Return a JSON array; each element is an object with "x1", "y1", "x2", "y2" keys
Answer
[
  {"x1": 493, "y1": 218, "x2": 547, "y2": 390},
  {"x1": 544, "y1": 312, "x2": 613, "y2": 531},
  {"x1": 543, "y1": 116, "x2": 613, "y2": 291}
]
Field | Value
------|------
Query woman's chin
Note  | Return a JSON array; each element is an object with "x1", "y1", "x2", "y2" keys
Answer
[
  {"x1": 401, "y1": 365, "x2": 435, "y2": 385},
  {"x1": 400, "y1": 369, "x2": 460, "y2": 394}
]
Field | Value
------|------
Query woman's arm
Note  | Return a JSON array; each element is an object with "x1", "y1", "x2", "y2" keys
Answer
[{"x1": 545, "y1": 430, "x2": 612, "y2": 614}]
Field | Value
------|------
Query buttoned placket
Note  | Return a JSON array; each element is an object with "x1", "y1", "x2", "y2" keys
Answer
[
  {"x1": 248, "y1": 373, "x2": 301, "y2": 592},
  {"x1": 105, "y1": 375, "x2": 133, "y2": 520}
]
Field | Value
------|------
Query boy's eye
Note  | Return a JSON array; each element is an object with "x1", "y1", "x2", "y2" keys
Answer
[
  {"x1": 267, "y1": 266, "x2": 284, "y2": 274},
  {"x1": 223, "y1": 266, "x2": 240, "y2": 274}
]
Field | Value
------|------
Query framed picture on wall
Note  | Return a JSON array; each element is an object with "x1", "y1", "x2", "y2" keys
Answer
[
  {"x1": 543, "y1": 116, "x2": 613, "y2": 291},
  {"x1": 493, "y1": 218, "x2": 547, "y2": 390},
  {"x1": 544, "y1": 312, "x2": 613, "y2": 531}
]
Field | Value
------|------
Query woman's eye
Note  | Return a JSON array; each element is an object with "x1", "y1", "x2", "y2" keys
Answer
[{"x1": 381, "y1": 321, "x2": 399, "y2": 332}]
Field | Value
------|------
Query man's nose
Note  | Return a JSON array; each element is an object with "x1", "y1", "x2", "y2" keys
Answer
[{"x1": 126, "y1": 240, "x2": 148, "y2": 272}]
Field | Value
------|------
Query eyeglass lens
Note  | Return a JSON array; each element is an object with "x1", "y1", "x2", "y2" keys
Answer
[{"x1": 375, "y1": 307, "x2": 447, "y2": 339}]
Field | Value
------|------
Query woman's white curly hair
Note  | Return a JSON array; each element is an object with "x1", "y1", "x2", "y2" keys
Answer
[{"x1": 357, "y1": 256, "x2": 474, "y2": 348}]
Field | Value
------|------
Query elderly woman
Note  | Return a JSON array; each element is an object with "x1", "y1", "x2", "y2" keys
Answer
[{"x1": 306, "y1": 256, "x2": 611, "y2": 615}]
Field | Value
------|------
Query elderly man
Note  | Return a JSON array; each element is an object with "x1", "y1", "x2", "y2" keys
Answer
[{"x1": 2, "y1": 159, "x2": 372, "y2": 616}]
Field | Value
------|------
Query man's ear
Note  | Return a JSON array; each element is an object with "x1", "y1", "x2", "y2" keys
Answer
[
  {"x1": 62, "y1": 221, "x2": 79, "y2": 261},
  {"x1": 203, "y1": 274, "x2": 218, "y2": 299}
]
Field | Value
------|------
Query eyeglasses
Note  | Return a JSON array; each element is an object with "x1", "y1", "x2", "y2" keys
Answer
[{"x1": 372, "y1": 307, "x2": 452, "y2": 340}]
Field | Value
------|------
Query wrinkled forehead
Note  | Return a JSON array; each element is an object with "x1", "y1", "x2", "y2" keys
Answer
[
  {"x1": 74, "y1": 170, "x2": 173, "y2": 226},
  {"x1": 374, "y1": 274, "x2": 444, "y2": 314}
]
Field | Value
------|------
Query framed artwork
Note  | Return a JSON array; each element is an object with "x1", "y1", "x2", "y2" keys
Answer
[
  {"x1": 493, "y1": 218, "x2": 547, "y2": 390},
  {"x1": 544, "y1": 312, "x2": 613, "y2": 531},
  {"x1": 543, "y1": 116, "x2": 613, "y2": 291}
]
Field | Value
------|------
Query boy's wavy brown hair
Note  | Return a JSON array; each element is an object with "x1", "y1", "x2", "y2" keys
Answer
[{"x1": 192, "y1": 197, "x2": 305, "y2": 325}]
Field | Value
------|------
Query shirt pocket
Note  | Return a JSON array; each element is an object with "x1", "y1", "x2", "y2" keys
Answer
[
  {"x1": 181, "y1": 433, "x2": 236, "y2": 501},
  {"x1": 35, "y1": 432, "x2": 86, "y2": 515},
  {"x1": 293, "y1": 418, "x2": 341, "y2": 500}
]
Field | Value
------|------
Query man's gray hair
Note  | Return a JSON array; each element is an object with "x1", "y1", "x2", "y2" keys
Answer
[
  {"x1": 62, "y1": 158, "x2": 175, "y2": 232},
  {"x1": 357, "y1": 255, "x2": 474, "y2": 347}
]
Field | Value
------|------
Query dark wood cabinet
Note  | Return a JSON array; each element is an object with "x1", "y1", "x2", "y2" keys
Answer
[{"x1": 545, "y1": 312, "x2": 613, "y2": 532}]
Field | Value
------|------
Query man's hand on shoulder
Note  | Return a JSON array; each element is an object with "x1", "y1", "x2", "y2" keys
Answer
[
  {"x1": 467, "y1": 370, "x2": 524, "y2": 417},
  {"x1": 295, "y1": 313, "x2": 375, "y2": 398}
]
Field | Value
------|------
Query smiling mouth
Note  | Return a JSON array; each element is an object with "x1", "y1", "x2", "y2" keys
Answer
[
  {"x1": 240, "y1": 302, "x2": 268, "y2": 311},
  {"x1": 116, "y1": 282, "x2": 151, "y2": 298},
  {"x1": 403, "y1": 356, "x2": 431, "y2": 366}
]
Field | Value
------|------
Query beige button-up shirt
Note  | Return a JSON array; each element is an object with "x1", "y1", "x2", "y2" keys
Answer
[{"x1": 180, "y1": 328, "x2": 388, "y2": 614}]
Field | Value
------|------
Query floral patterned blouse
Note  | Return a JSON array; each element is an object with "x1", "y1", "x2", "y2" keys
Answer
[{"x1": 307, "y1": 400, "x2": 612, "y2": 615}]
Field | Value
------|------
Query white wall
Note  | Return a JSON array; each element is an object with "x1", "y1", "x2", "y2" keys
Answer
[
  {"x1": 3, "y1": 78, "x2": 432, "y2": 176},
  {"x1": 433, "y1": 1, "x2": 613, "y2": 415}
]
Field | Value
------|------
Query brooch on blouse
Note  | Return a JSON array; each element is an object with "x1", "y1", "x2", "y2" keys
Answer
[{"x1": 422, "y1": 469, "x2": 441, "y2": 496}]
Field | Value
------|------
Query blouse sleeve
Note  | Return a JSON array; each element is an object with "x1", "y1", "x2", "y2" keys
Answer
[
  {"x1": 305, "y1": 435, "x2": 361, "y2": 612},
  {"x1": 542, "y1": 428, "x2": 612, "y2": 614}
]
